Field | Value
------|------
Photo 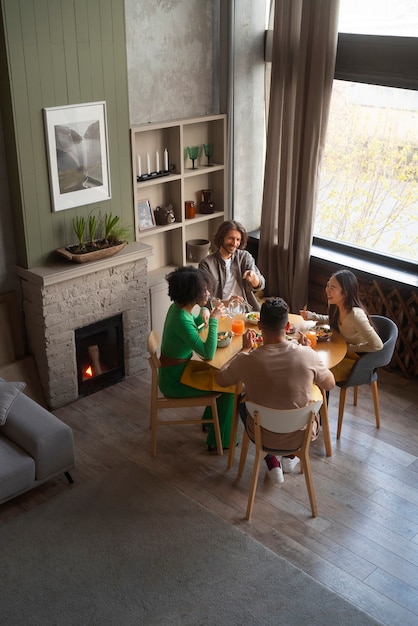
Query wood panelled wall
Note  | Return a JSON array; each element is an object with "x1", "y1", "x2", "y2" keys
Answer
[
  {"x1": 308, "y1": 257, "x2": 418, "y2": 378},
  {"x1": 0, "y1": 0, "x2": 132, "y2": 269}
]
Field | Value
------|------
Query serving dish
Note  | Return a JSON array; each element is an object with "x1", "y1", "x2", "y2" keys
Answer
[
  {"x1": 217, "y1": 331, "x2": 232, "y2": 348},
  {"x1": 245, "y1": 311, "x2": 260, "y2": 325},
  {"x1": 315, "y1": 325, "x2": 333, "y2": 342}
]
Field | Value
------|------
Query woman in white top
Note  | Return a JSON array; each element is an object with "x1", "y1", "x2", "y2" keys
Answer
[{"x1": 300, "y1": 269, "x2": 383, "y2": 380}]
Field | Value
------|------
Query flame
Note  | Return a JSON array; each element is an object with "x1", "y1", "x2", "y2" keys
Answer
[{"x1": 85, "y1": 366, "x2": 93, "y2": 377}]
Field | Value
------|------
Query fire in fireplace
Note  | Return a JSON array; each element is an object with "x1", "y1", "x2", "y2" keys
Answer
[{"x1": 75, "y1": 314, "x2": 125, "y2": 397}]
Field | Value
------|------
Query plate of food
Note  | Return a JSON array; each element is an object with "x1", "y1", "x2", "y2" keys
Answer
[
  {"x1": 245, "y1": 311, "x2": 260, "y2": 325},
  {"x1": 253, "y1": 332, "x2": 263, "y2": 348},
  {"x1": 286, "y1": 323, "x2": 296, "y2": 335},
  {"x1": 315, "y1": 325, "x2": 333, "y2": 342},
  {"x1": 217, "y1": 330, "x2": 232, "y2": 348}
]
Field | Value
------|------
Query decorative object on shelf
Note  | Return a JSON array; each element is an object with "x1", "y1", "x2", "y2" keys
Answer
[
  {"x1": 136, "y1": 199, "x2": 156, "y2": 232},
  {"x1": 203, "y1": 143, "x2": 214, "y2": 166},
  {"x1": 185, "y1": 200, "x2": 195, "y2": 219},
  {"x1": 200, "y1": 189, "x2": 215, "y2": 214},
  {"x1": 187, "y1": 145, "x2": 199, "y2": 170},
  {"x1": 154, "y1": 204, "x2": 176, "y2": 225},
  {"x1": 56, "y1": 212, "x2": 128, "y2": 263},
  {"x1": 43, "y1": 101, "x2": 111, "y2": 212},
  {"x1": 186, "y1": 239, "x2": 210, "y2": 262},
  {"x1": 137, "y1": 148, "x2": 170, "y2": 182}
]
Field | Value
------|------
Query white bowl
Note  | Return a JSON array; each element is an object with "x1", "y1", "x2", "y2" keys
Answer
[
  {"x1": 245, "y1": 312, "x2": 260, "y2": 325},
  {"x1": 217, "y1": 331, "x2": 232, "y2": 348}
]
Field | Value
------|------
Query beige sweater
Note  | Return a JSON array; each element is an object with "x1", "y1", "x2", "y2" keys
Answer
[{"x1": 308, "y1": 307, "x2": 383, "y2": 353}]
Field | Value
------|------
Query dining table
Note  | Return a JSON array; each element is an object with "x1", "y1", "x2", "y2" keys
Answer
[{"x1": 196, "y1": 313, "x2": 347, "y2": 468}]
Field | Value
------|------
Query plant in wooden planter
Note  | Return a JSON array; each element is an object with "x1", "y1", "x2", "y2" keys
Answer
[{"x1": 57, "y1": 212, "x2": 130, "y2": 263}]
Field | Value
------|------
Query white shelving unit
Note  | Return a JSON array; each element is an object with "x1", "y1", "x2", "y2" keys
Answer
[{"x1": 130, "y1": 114, "x2": 227, "y2": 278}]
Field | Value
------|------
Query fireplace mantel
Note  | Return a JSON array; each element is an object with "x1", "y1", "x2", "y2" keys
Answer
[{"x1": 17, "y1": 242, "x2": 153, "y2": 286}]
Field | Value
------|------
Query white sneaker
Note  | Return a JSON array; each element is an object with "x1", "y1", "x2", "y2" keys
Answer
[
  {"x1": 281, "y1": 456, "x2": 299, "y2": 473},
  {"x1": 269, "y1": 465, "x2": 285, "y2": 483}
]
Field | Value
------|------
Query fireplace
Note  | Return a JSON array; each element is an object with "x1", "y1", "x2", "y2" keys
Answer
[
  {"x1": 75, "y1": 314, "x2": 125, "y2": 397},
  {"x1": 17, "y1": 242, "x2": 152, "y2": 409}
]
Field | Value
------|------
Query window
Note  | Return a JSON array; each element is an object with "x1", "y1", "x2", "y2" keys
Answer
[{"x1": 314, "y1": 1, "x2": 418, "y2": 270}]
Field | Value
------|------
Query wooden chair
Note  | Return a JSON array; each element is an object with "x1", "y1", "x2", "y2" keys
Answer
[
  {"x1": 336, "y1": 315, "x2": 398, "y2": 440},
  {"x1": 147, "y1": 331, "x2": 223, "y2": 457},
  {"x1": 237, "y1": 398, "x2": 323, "y2": 520}
]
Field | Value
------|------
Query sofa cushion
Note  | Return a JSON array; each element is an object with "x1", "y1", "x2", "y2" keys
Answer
[
  {"x1": 1, "y1": 391, "x2": 75, "y2": 481},
  {"x1": 0, "y1": 381, "x2": 26, "y2": 425},
  {"x1": 0, "y1": 436, "x2": 35, "y2": 503}
]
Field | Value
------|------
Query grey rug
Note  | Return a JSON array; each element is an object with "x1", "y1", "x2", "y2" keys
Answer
[{"x1": 0, "y1": 462, "x2": 382, "y2": 626}]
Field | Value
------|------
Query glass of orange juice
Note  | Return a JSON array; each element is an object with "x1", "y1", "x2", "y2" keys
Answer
[
  {"x1": 231, "y1": 318, "x2": 245, "y2": 335},
  {"x1": 306, "y1": 329, "x2": 317, "y2": 348}
]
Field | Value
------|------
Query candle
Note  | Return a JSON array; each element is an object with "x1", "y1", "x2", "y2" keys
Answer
[
  {"x1": 156, "y1": 150, "x2": 160, "y2": 173},
  {"x1": 137, "y1": 155, "x2": 141, "y2": 176},
  {"x1": 147, "y1": 152, "x2": 151, "y2": 174},
  {"x1": 164, "y1": 148, "x2": 169, "y2": 171}
]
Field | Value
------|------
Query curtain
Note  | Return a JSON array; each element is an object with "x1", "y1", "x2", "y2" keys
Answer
[{"x1": 258, "y1": 0, "x2": 339, "y2": 312}]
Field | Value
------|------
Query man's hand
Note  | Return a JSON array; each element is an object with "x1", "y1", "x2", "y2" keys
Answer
[
  {"x1": 242, "y1": 269, "x2": 260, "y2": 288},
  {"x1": 297, "y1": 331, "x2": 311, "y2": 346},
  {"x1": 241, "y1": 329, "x2": 255, "y2": 353}
]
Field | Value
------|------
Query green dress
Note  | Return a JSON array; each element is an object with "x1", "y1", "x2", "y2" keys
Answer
[{"x1": 159, "y1": 303, "x2": 234, "y2": 448}]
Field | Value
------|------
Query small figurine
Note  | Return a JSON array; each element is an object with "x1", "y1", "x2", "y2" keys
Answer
[{"x1": 154, "y1": 204, "x2": 176, "y2": 225}]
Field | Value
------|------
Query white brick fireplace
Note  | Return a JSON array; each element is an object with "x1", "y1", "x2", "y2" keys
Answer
[{"x1": 17, "y1": 242, "x2": 152, "y2": 409}]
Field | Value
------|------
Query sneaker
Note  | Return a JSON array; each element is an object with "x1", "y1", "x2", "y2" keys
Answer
[
  {"x1": 281, "y1": 455, "x2": 300, "y2": 473},
  {"x1": 265, "y1": 455, "x2": 284, "y2": 483}
]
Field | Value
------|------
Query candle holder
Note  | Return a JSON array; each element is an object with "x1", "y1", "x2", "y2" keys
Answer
[{"x1": 137, "y1": 171, "x2": 170, "y2": 182}]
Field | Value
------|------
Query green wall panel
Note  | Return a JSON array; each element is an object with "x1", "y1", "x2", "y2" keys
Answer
[{"x1": 1, "y1": 0, "x2": 132, "y2": 268}]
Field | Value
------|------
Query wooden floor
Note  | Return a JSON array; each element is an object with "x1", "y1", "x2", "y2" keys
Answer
[{"x1": 1, "y1": 367, "x2": 417, "y2": 625}]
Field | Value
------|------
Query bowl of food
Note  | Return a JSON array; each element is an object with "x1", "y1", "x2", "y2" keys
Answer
[
  {"x1": 245, "y1": 311, "x2": 260, "y2": 325},
  {"x1": 217, "y1": 330, "x2": 232, "y2": 348},
  {"x1": 253, "y1": 332, "x2": 264, "y2": 348},
  {"x1": 315, "y1": 325, "x2": 333, "y2": 342}
]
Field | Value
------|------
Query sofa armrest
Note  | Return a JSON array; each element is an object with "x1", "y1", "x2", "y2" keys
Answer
[{"x1": 0, "y1": 392, "x2": 75, "y2": 481}]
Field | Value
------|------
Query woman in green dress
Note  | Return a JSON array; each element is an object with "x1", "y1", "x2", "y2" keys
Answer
[{"x1": 159, "y1": 266, "x2": 235, "y2": 450}]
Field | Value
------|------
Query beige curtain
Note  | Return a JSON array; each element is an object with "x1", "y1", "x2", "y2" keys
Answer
[{"x1": 258, "y1": 0, "x2": 339, "y2": 312}]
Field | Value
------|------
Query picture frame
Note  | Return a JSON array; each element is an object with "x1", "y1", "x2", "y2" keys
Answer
[
  {"x1": 136, "y1": 199, "x2": 156, "y2": 234},
  {"x1": 43, "y1": 101, "x2": 111, "y2": 212}
]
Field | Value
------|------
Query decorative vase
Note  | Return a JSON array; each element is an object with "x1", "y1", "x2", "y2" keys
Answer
[
  {"x1": 200, "y1": 189, "x2": 215, "y2": 214},
  {"x1": 56, "y1": 241, "x2": 127, "y2": 264}
]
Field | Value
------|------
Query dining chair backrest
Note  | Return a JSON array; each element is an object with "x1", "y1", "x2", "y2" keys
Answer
[
  {"x1": 245, "y1": 399, "x2": 323, "y2": 436},
  {"x1": 338, "y1": 315, "x2": 398, "y2": 388}
]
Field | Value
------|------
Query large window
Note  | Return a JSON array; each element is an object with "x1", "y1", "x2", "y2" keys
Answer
[{"x1": 314, "y1": 1, "x2": 418, "y2": 268}]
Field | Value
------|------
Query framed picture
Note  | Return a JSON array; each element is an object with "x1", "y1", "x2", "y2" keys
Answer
[
  {"x1": 136, "y1": 199, "x2": 155, "y2": 234},
  {"x1": 43, "y1": 101, "x2": 111, "y2": 212}
]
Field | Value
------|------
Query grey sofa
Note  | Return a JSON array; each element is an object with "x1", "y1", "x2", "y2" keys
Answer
[{"x1": 0, "y1": 379, "x2": 75, "y2": 505}]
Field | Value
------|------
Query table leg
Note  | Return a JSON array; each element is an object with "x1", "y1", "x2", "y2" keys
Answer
[
  {"x1": 320, "y1": 388, "x2": 332, "y2": 457},
  {"x1": 227, "y1": 385, "x2": 241, "y2": 469}
]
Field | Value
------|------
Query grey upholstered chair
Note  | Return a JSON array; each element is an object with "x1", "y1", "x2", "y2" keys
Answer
[{"x1": 336, "y1": 315, "x2": 398, "y2": 439}]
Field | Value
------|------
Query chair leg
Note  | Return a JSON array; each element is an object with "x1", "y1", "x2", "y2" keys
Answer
[
  {"x1": 246, "y1": 450, "x2": 263, "y2": 520},
  {"x1": 227, "y1": 389, "x2": 241, "y2": 469},
  {"x1": 237, "y1": 431, "x2": 250, "y2": 477},
  {"x1": 211, "y1": 399, "x2": 224, "y2": 456},
  {"x1": 371, "y1": 380, "x2": 381, "y2": 429},
  {"x1": 299, "y1": 451, "x2": 317, "y2": 518},
  {"x1": 337, "y1": 388, "x2": 347, "y2": 440},
  {"x1": 353, "y1": 386, "x2": 359, "y2": 406}
]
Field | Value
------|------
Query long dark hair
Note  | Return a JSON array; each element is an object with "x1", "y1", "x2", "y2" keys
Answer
[{"x1": 328, "y1": 269, "x2": 370, "y2": 331}]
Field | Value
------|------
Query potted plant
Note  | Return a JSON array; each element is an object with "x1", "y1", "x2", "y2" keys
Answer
[{"x1": 57, "y1": 212, "x2": 130, "y2": 262}]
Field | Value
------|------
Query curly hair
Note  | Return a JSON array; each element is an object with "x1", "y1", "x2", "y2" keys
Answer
[
  {"x1": 260, "y1": 297, "x2": 289, "y2": 332},
  {"x1": 328, "y1": 269, "x2": 370, "y2": 330},
  {"x1": 166, "y1": 266, "x2": 214, "y2": 307},
  {"x1": 213, "y1": 220, "x2": 248, "y2": 250}
]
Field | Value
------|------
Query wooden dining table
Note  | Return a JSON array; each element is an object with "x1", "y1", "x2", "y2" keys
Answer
[{"x1": 196, "y1": 313, "x2": 347, "y2": 468}]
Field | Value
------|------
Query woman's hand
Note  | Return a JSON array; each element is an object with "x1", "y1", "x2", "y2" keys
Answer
[
  {"x1": 210, "y1": 302, "x2": 227, "y2": 320},
  {"x1": 299, "y1": 309, "x2": 309, "y2": 320},
  {"x1": 200, "y1": 307, "x2": 210, "y2": 327}
]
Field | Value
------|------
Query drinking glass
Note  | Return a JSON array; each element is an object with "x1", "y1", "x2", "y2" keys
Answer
[
  {"x1": 231, "y1": 318, "x2": 245, "y2": 335},
  {"x1": 187, "y1": 146, "x2": 199, "y2": 170},
  {"x1": 306, "y1": 329, "x2": 317, "y2": 348},
  {"x1": 203, "y1": 143, "x2": 214, "y2": 166}
]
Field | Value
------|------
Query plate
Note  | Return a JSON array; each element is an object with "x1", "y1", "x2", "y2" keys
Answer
[
  {"x1": 315, "y1": 325, "x2": 333, "y2": 342},
  {"x1": 245, "y1": 312, "x2": 260, "y2": 325},
  {"x1": 286, "y1": 323, "x2": 296, "y2": 336}
]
